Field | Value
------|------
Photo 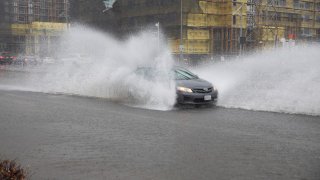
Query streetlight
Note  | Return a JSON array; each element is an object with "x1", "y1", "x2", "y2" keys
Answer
[
  {"x1": 155, "y1": 22, "x2": 160, "y2": 51},
  {"x1": 232, "y1": 2, "x2": 245, "y2": 56},
  {"x1": 179, "y1": 0, "x2": 183, "y2": 61}
]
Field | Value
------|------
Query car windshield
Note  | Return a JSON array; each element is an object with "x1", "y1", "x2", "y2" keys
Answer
[{"x1": 174, "y1": 68, "x2": 199, "y2": 80}]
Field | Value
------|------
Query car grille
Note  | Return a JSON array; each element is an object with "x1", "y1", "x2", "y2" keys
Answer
[
  {"x1": 194, "y1": 98, "x2": 206, "y2": 103},
  {"x1": 192, "y1": 87, "x2": 212, "y2": 93}
]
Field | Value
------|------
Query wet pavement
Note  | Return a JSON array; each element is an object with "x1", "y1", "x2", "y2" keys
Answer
[{"x1": 0, "y1": 90, "x2": 320, "y2": 180}]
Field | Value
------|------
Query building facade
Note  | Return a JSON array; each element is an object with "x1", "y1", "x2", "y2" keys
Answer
[
  {"x1": 112, "y1": 0, "x2": 320, "y2": 60},
  {"x1": 250, "y1": 0, "x2": 320, "y2": 48},
  {"x1": 0, "y1": 0, "x2": 69, "y2": 56},
  {"x1": 113, "y1": 0, "x2": 247, "y2": 60}
]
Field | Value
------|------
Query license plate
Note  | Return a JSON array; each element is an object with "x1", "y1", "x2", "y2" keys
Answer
[{"x1": 204, "y1": 95, "x2": 212, "y2": 101}]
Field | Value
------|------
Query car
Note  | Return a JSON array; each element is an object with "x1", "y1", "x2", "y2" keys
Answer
[
  {"x1": 135, "y1": 66, "x2": 218, "y2": 106},
  {"x1": 12, "y1": 55, "x2": 25, "y2": 66},
  {"x1": 13, "y1": 55, "x2": 39, "y2": 66},
  {"x1": 174, "y1": 67, "x2": 218, "y2": 105},
  {"x1": 24, "y1": 56, "x2": 39, "y2": 65},
  {"x1": 0, "y1": 52, "x2": 16, "y2": 65}
]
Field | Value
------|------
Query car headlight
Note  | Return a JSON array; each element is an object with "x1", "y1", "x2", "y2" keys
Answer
[{"x1": 177, "y1": 86, "x2": 193, "y2": 93}]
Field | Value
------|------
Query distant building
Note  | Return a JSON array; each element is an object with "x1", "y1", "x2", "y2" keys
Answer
[
  {"x1": 0, "y1": 0, "x2": 69, "y2": 56},
  {"x1": 112, "y1": 0, "x2": 320, "y2": 60}
]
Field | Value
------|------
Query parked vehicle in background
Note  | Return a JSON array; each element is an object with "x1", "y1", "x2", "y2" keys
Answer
[
  {"x1": 25, "y1": 56, "x2": 39, "y2": 65},
  {"x1": 13, "y1": 55, "x2": 40, "y2": 66},
  {"x1": 0, "y1": 52, "x2": 16, "y2": 65},
  {"x1": 13, "y1": 56, "x2": 26, "y2": 66}
]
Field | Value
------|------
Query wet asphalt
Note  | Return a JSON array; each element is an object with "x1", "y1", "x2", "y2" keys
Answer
[{"x1": 0, "y1": 89, "x2": 319, "y2": 180}]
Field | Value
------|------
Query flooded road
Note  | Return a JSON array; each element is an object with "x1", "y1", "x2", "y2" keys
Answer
[{"x1": 0, "y1": 90, "x2": 319, "y2": 180}]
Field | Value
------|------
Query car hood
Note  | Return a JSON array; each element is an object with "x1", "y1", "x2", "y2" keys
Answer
[{"x1": 176, "y1": 78, "x2": 212, "y2": 89}]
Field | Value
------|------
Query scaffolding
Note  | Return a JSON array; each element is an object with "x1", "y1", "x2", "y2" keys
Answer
[
  {"x1": 108, "y1": 0, "x2": 320, "y2": 58},
  {"x1": 168, "y1": 0, "x2": 248, "y2": 58},
  {"x1": 0, "y1": 0, "x2": 69, "y2": 55},
  {"x1": 247, "y1": 0, "x2": 320, "y2": 48}
]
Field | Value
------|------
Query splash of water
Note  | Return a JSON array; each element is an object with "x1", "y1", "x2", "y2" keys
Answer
[
  {"x1": 1, "y1": 25, "x2": 319, "y2": 114},
  {"x1": 193, "y1": 44, "x2": 320, "y2": 116},
  {"x1": 26, "y1": 25, "x2": 176, "y2": 110}
]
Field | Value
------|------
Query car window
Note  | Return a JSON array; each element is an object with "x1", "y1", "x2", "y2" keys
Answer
[{"x1": 174, "y1": 69, "x2": 198, "y2": 80}]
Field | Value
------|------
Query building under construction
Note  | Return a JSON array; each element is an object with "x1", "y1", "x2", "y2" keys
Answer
[
  {"x1": 250, "y1": 0, "x2": 320, "y2": 48},
  {"x1": 112, "y1": 0, "x2": 320, "y2": 60},
  {"x1": 113, "y1": 0, "x2": 247, "y2": 59},
  {"x1": 0, "y1": 0, "x2": 69, "y2": 56}
]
